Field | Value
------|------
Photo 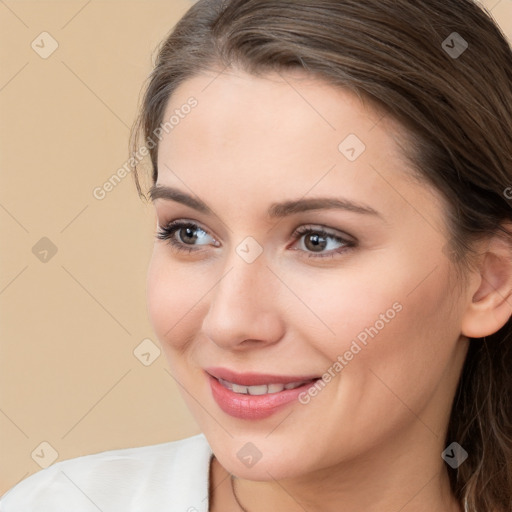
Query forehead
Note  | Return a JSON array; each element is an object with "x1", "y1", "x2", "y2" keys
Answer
[
  {"x1": 155, "y1": 69, "x2": 443, "y2": 226},
  {"x1": 162, "y1": 68, "x2": 384, "y2": 152}
]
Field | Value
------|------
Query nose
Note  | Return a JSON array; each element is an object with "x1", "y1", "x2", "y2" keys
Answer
[{"x1": 201, "y1": 252, "x2": 286, "y2": 351}]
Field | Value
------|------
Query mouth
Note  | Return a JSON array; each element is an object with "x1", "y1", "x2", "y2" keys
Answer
[
  {"x1": 205, "y1": 366, "x2": 321, "y2": 386},
  {"x1": 205, "y1": 367, "x2": 321, "y2": 420},
  {"x1": 217, "y1": 377, "x2": 316, "y2": 395}
]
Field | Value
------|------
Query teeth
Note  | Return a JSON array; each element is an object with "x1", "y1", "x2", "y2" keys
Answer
[
  {"x1": 284, "y1": 382, "x2": 305, "y2": 390},
  {"x1": 247, "y1": 385, "x2": 268, "y2": 396},
  {"x1": 267, "y1": 383, "x2": 285, "y2": 393},
  {"x1": 218, "y1": 378, "x2": 310, "y2": 395},
  {"x1": 231, "y1": 383, "x2": 249, "y2": 394}
]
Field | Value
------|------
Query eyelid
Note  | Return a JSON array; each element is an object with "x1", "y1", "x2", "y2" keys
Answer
[{"x1": 291, "y1": 223, "x2": 355, "y2": 242}]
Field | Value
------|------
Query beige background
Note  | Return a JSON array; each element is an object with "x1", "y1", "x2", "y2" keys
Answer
[{"x1": 1, "y1": 0, "x2": 511, "y2": 496}]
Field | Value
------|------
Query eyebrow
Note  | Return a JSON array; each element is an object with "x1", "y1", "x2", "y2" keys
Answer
[{"x1": 148, "y1": 184, "x2": 383, "y2": 219}]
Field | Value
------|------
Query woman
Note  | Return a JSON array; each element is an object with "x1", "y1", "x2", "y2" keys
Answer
[{"x1": 1, "y1": 0, "x2": 511, "y2": 511}]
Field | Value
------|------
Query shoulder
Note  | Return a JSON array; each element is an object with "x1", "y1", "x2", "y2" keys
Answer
[{"x1": 0, "y1": 433, "x2": 212, "y2": 512}]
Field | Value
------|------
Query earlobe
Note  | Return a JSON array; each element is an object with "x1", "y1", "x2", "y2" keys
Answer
[{"x1": 460, "y1": 232, "x2": 512, "y2": 339}]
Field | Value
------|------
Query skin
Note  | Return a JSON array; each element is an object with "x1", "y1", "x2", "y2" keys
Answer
[{"x1": 146, "y1": 68, "x2": 512, "y2": 512}]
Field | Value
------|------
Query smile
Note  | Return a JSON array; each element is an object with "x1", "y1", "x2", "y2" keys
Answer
[
  {"x1": 217, "y1": 378, "x2": 314, "y2": 395},
  {"x1": 205, "y1": 367, "x2": 321, "y2": 420}
]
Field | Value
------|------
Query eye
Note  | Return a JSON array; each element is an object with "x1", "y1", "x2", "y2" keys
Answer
[
  {"x1": 156, "y1": 219, "x2": 219, "y2": 254},
  {"x1": 290, "y1": 225, "x2": 356, "y2": 259},
  {"x1": 156, "y1": 220, "x2": 356, "y2": 259}
]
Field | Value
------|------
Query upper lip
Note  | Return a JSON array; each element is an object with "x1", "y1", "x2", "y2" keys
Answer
[{"x1": 205, "y1": 366, "x2": 320, "y2": 386}]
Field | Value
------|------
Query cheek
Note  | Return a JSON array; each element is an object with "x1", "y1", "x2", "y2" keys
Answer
[
  {"x1": 146, "y1": 249, "x2": 209, "y2": 353},
  {"x1": 277, "y1": 258, "x2": 407, "y2": 357},
  {"x1": 329, "y1": 260, "x2": 460, "y2": 417},
  {"x1": 280, "y1": 261, "x2": 461, "y2": 457},
  {"x1": 287, "y1": 250, "x2": 460, "y2": 389}
]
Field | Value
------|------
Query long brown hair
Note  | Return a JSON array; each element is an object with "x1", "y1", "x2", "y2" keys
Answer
[{"x1": 130, "y1": 1, "x2": 512, "y2": 510}]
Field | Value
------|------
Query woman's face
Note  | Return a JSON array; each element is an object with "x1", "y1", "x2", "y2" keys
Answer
[{"x1": 146, "y1": 68, "x2": 470, "y2": 481}]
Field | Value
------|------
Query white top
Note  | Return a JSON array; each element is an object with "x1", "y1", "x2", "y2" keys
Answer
[{"x1": 0, "y1": 433, "x2": 213, "y2": 512}]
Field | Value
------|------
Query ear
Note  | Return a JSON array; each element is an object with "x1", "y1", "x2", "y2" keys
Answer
[{"x1": 461, "y1": 226, "x2": 512, "y2": 338}]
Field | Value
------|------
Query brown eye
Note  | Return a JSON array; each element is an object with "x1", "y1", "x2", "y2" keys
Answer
[
  {"x1": 303, "y1": 232, "x2": 328, "y2": 252},
  {"x1": 156, "y1": 220, "x2": 218, "y2": 253},
  {"x1": 291, "y1": 226, "x2": 356, "y2": 259},
  {"x1": 177, "y1": 225, "x2": 201, "y2": 244}
]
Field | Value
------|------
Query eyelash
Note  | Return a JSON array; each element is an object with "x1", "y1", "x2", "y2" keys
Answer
[{"x1": 156, "y1": 220, "x2": 356, "y2": 259}]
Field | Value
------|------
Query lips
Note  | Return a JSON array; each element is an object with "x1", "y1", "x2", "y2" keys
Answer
[
  {"x1": 205, "y1": 367, "x2": 321, "y2": 420},
  {"x1": 205, "y1": 366, "x2": 320, "y2": 386}
]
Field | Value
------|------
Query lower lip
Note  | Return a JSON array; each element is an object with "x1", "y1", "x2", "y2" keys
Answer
[{"x1": 207, "y1": 373, "x2": 318, "y2": 420}]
